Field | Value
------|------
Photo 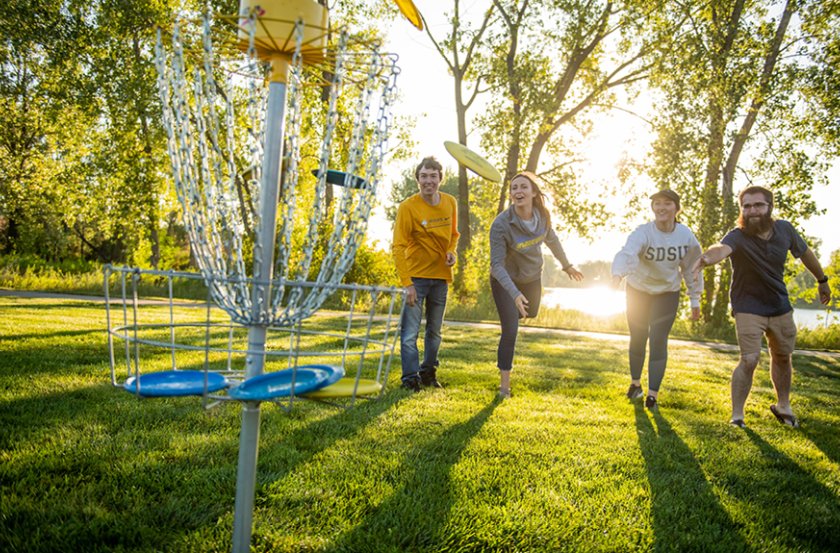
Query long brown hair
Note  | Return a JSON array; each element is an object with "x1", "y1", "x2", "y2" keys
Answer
[{"x1": 511, "y1": 171, "x2": 552, "y2": 228}]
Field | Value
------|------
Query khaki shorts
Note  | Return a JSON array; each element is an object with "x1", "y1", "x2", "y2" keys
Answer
[{"x1": 734, "y1": 311, "x2": 797, "y2": 356}]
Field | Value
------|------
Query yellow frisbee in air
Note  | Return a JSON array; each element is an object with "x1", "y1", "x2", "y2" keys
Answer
[
  {"x1": 301, "y1": 378, "x2": 383, "y2": 399},
  {"x1": 444, "y1": 141, "x2": 503, "y2": 183},
  {"x1": 394, "y1": 0, "x2": 423, "y2": 30}
]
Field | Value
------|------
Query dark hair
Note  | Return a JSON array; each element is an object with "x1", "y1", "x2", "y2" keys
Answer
[
  {"x1": 649, "y1": 189, "x2": 682, "y2": 223},
  {"x1": 650, "y1": 189, "x2": 681, "y2": 212},
  {"x1": 414, "y1": 156, "x2": 443, "y2": 180},
  {"x1": 738, "y1": 185, "x2": 773, "y2": 209},
  {"x1": 511, "y1": 171, "x2": 552, "y2": 227},
  {"x1": 737, "y1": 185, "x2": 774, "y2": 229}
]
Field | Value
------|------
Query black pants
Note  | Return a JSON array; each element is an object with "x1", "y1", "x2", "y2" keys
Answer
[
  {"x1": 491, "y1": 277, "x2": 542, "y2": 371},
  {"x1": 625, "y1": 285, "x2": 680, "y2": 393}
]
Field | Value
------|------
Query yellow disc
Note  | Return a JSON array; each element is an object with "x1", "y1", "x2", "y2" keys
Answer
[
  {"x1": 302, "y1": 378, "x2": 383, "y2": 398},
  {"x1": 444, "y1": 141, "x2": 502, "y2": 183}
]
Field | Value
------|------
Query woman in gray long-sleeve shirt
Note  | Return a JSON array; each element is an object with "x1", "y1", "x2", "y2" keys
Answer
[{"x1": 490, "y1": 171, "x2": 584, "y2": 398}]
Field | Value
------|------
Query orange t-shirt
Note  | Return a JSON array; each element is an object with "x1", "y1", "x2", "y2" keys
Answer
[{"x1": 392, "y1": 193, "x2": 460, "y2": 286}]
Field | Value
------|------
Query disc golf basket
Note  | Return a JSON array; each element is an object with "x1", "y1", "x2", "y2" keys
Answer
[
  {"x1": 105, "y1": 266, "x2": 403, "y2": 407},
  {"x1": 104, "y1": 1, "x2": 403, "y2": 550}
]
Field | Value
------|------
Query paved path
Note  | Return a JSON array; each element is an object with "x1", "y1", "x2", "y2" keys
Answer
[
  {"x1": 3, "y1": 288, "x2": 839, "y2": 360},
  {"x1": 446, "y1": 320, "x2": 840, "y2": 361}
]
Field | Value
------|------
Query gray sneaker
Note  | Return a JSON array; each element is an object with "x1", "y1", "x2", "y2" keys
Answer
[{"x1": 626, "y1": 384, "x2": 643, "y2": 399}]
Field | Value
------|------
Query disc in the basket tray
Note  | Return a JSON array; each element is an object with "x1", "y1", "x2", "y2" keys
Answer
[
  {"x1": 227, "y1": 364, "x2": 344, "y2": 401},
  {"x1": 123, "y1": 370, "x2": 229, "y2": 397},
  {"x1": 302, "y1": 378, "x2": 383, "y2": 399}
]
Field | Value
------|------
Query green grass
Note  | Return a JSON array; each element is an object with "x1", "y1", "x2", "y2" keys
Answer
[{"x1": 2, "y1": 296, "x2": 840, "y2": 552}]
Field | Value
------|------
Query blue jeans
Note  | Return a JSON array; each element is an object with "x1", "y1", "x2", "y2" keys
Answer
[{"x1": 400, "y1": 278, "x2": 448, "y2": 382}]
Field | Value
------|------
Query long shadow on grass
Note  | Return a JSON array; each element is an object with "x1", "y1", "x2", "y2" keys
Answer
[
  {"x1": 0, "y1": 341, "x2": 107, "y2": 378},
  {"x1": 1, "y1": 377, "x2": 407, "y2": 552},
  {"x1": 524, "y1": 338, "x2": 623, "y2": 394},
  {"x1": 1, "y1": 328, "x2": 104, "y2": 342},
  {"x1": 726, "y1": 427, "x2": 840, "y2": 551},
  {"x1": 634, "y1": 404, "x2": 749, "y2": 552},
  {"x1": 802, "y1": 416, "x2": 840, "y2": 467},
  {"x1": 252, "y1": 389, "x2": 410, "y2": 487},
  {"x1": 0, "y1": 385, "x2": 241, "y2": 552},
  {"x1": 792, "y1": 355, "x2": 840, "y2": 466},
  {"x1": 325, "y1": 398, "x2": 499, "y2": 553},
  {"x1": 794, "y1": 355, "x2": 840, "y2": 380}
]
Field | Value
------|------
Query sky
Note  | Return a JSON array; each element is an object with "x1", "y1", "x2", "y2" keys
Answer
[{"x1": 367, "y1": 1, "x2": 838, "y2": 266}]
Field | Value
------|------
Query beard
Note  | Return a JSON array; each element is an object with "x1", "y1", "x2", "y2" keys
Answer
[{"x1": 740, "y1": 212, "x2": 774, "y2": 236}]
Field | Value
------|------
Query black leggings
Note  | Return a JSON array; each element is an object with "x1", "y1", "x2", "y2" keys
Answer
[
  {"x1": 491, "y1": 277, "x2": 542, "y2": 371},
  {"x1": 626, "y1": 285, "x2": 680, "y2": 392}
]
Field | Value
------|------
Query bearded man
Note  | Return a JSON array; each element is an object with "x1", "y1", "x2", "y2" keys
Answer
[{"x1": 692, "y1": 186, "x2": 831, "y2": 428}]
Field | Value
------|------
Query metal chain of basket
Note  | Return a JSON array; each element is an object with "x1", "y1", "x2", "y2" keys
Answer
[{"x1": 155, "y1": 11, "x2": 398, "y2": 327}]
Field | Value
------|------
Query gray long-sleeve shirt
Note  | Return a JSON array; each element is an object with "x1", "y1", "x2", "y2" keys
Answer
[
  {"x1": 611, "y1": 221, "x2": 704, "y2": 307},
  {"x1": 490, "y1": 206, "x2": 571, "y2": 300}
]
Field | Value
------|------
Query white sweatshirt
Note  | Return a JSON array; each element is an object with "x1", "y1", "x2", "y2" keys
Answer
[{"x1": 611, "y1": 222, "x2": 703, "y2": 307}]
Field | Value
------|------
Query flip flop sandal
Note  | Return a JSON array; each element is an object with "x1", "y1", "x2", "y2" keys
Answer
[
  {"x1": 770, "y1": 404, "x2": 799, "y2": 428},
  {"x1": 729, "y1": 419, "x2": 746, "y2": 428}
]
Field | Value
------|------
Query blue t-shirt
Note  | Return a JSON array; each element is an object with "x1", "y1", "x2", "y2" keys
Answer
[{"x1": 721, "y1": 220, "x2": 807, "y2": 317}]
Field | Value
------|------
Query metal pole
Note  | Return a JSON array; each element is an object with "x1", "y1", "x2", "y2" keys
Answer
[{"x1": 232, "y1": 78, "x2": 287, "y2": 553}]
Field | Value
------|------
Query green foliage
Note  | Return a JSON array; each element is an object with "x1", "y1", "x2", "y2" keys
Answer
[
  {"x1": 799, "y1": 0, "x2": 840, "y2": 156},
  {"x1": 341, "y1": 240, "x2": 399, "y2": 286},
  {"x1": 2, "y1": 297, "x2": 840, "y2": 552},
  {"x1": 645, "y1": 0, "x2": 836, "y2": 326},
  {"x1": 0, "y1": 0, "x2": 414, "y2": 274},
  {"x1": 789, "y1": 249, "x2": 840, "y2": 312},
  {"x1": 0, "y1": 253, "x2": 99, "y2": 279},
  {"x1": 797, "y1": 322, "x2": 840, "y2": 351}
]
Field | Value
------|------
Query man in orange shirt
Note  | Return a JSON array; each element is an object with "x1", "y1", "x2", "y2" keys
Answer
[{"x1": 392, "y1": 156, "x2": 460, "y2": 392}]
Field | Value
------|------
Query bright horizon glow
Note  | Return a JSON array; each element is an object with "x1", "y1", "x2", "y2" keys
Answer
[
  {"x1": 372, "y1": 2, "x2": 839, "y2": 266},
  {"x1": 542, "y1": 286, "x2": 626, "y2": 317}
]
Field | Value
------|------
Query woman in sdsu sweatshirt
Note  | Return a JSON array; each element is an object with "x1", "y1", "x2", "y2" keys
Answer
[{"x1": 611, "y1": 189, "x2": 703, "y2": 411}]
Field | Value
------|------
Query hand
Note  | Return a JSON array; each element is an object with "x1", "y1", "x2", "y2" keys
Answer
[
  {"x1": 564, "y1": 266, "x2": 584, "y2": 282},
  {"x1": 691, "y1": 255, "x2": 708, "y2": 281},
  {"x1": 691, "y1": 306, "x2": 700, "y2": 321},
  {"x1": 514, "y1": 294, "x2": 530, "y2": 319},
  {"x1": 405, "y1": 285, "x2": 417, "y2": 307},
  {"x1": 445, "y1": 251, "x2": 457, "y2": 266},
  {"x1": 611, "y1": 275, "x2": 622, "y2": 289},
  {"x1": 818, "y1": 281, "x2": 831, "y2": 305}
]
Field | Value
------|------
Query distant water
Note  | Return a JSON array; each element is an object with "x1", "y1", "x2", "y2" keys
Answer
[{"x1": 542, "y1": 286, "x2": 839, "y2": 329}]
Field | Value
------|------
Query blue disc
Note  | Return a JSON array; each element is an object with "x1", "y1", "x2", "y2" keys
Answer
[
  {"x1": 228, "y1": 364, "x2": 344, "y2": 401},
  {"x1": 123, "y1": 370, "x2": 229, "y2": 397}
]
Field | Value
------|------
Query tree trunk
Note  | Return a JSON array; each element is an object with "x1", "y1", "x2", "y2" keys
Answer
[{"x1": 455, "y1": 81, "x2": 472, "y2": 255}]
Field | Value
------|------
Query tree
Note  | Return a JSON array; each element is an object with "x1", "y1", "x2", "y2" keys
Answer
[
  {"x1": 647, "y1": 0, "x2": 835, "y2": 326},
  {"x1": 0, "y1": 0, "x2": 201, "y2": 264},
  {"x1": 0, "y1": 0, "x2": 412, "y2": 283},
  {"x1": 420, "y1": 0, "x2": 496, "y2": 259},
  {"x1": 480, "y1": 0, "x2": 653, "y2": 234}
]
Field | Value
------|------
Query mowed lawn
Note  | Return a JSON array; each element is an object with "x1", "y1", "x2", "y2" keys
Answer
[{"x1": 1, "y1": 296, "x2": 839, "y2": 552}]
